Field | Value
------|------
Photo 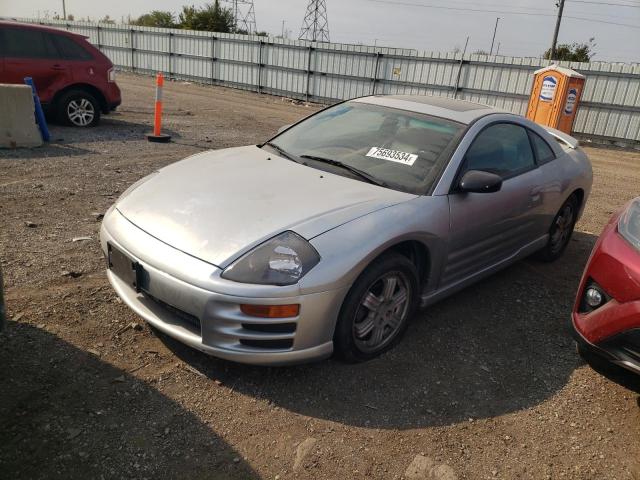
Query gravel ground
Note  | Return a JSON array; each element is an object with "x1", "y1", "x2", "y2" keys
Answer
[{"x1": 1, "y1": 73, "x2": 639, "y2": 480}]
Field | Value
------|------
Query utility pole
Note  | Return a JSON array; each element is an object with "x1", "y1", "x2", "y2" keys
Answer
[
  {"x1": 489, "y1": 17, "x2": 500, "y2": 56},
  {"x1": 550, "y1": 0, "x2": 566, "y2": 60},
  {"x1": 62, "y1": 0, "x2": 66, "y2": 20}
]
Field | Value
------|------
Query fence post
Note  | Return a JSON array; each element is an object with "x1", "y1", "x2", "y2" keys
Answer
[
  {"x1": 130, "y1": 29, "x2": 135, "y2": 73},
  {"x1": 168, "y1": 32, "x2": 173, "y2": 80},
  {"x1": 257, "y1": 40, "x2": 264, "y2": 93},
  {"x1": 305, "y1": 45, "x2": 313, "y2": 102},
  {"x1": 96, "y1": 24, "x2": 101, "y2": 51},
  {"x1": 210, "y1": 36, "x2": 216, "y2": 84},
  {"x1": 372, "y1": 52, "x2": 382, "y2": 95}
]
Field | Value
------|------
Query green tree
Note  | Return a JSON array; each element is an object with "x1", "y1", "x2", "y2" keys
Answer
[
  {"x1": 178, "y1": 1, "x2": 235, "y2": 32},
  {"x1": 133, "y1": 11, "x2": 176, "y2": 28},
  {"x1": 543, "y1": 38, "x2": 596, "y2": 62}
]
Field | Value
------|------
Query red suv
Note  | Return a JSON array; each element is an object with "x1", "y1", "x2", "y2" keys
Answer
[
  {"x1": 572, "y1": 197, "x2": 640, "y2": 376},
  {"x1": 0, "y1": 21, "x2": 121, "y2": 127}
]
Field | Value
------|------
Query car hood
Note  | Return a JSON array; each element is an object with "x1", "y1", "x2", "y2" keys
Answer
[{"x1": 116, "y1": 146, "x2": 416, "y2": 267}]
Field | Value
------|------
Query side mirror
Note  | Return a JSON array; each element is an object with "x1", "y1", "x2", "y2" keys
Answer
[
  {"x1": 459, "y1": 170, "x2": 503, "y2": 193},
  {"x1": 277, "y1": 124, "x2": 292, "y2": 134}
]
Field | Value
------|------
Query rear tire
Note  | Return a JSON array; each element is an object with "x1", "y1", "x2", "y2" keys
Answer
[
  {"x1": 334, "y1": 253, "x2": 419, "y2": 362},
  {"x1": 57, "y1": 90, "x2": 101, "y2": 127},
  {"x1": 535, "y1": 194, "x2": 579, "y2": 262}
]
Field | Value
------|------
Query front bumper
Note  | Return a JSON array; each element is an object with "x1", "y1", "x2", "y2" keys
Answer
[
  {"x1": 100, "y1": 210, "x2": 348, "y2": 366},
  {"x1": 571, "y1": 206, "x2": 640, "y2": 375},
  {"x1": 571, "y1": 316, "x2": 640, "y2": 375}
]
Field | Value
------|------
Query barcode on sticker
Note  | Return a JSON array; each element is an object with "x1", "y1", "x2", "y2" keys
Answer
[{"x1": 366, "y1": 147, "x2": 418, "y2": 166}]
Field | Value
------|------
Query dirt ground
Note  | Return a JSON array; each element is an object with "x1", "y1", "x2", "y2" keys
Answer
[{"x1": 1, "y1": 73, "x2": 639, "y2": 480}]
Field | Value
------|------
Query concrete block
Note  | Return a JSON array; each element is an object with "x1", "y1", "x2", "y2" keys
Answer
[{"x1": 0, "y1": 84, "x2": 43, "y2": 148}]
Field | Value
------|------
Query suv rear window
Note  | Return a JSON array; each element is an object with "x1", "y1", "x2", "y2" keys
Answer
[
  {"x1": 52, "y1": 34, "x2": 93, "y2": 60},
  {"x1": 0, "y1": 27, "x2": 58, "y2": 59}
]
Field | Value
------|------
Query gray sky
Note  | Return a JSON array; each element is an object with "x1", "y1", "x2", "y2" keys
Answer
[{"x1": 2, "y1": 0, "x2": 639, "y2": 62}]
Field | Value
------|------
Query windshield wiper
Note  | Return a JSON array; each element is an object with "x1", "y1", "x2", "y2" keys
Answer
[
  {"x1": 262, "y1": 142, "x2": 303, "y2": 164},
  {"x1": 299, "y1": 154, "x2": 388, "y2": 188}
]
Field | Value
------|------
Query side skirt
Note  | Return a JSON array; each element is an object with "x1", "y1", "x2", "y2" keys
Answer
[{"x1": 419, "y1": 234, "x2": 549, "y2": 308}]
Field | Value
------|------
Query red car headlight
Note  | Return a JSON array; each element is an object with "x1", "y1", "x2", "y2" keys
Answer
[{"x1": 618, "y1": 198, "x2": 640, "y2": 251}]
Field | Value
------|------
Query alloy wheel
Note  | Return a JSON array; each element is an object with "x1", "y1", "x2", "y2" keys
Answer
[
  {"x1": 550, "y1": 203, "x2": 575, "y2": 254},
  {"x1": 67, "y1": 98, "x2": 95, "y2": 127},
  {"x1": 352, "y1": 271, "x2": 410, "y2": 353}
]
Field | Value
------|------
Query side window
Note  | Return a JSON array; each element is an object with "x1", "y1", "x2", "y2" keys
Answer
[
  {"x1": 1, "y1": 28, "x2": 58, "y2": 59},
  {"x1": 529, "y1": 130, "x2": 556, "y2": 165},
  {"x1": 465, "y1": 123, "x2": 536, "y2": 178},
  {"x1": 52, "y1": 34, "x2": 93, "y2": 60}
]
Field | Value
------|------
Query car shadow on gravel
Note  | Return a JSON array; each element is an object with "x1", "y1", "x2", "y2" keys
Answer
[
  {"x1": 159, "y1": 230, "x2": 633, "y2": 430},
  {"x1": 0, "y1": 143, "x2": 96, "y2": 160},
  {"x1": 0, "y1": 321, "x2": 257, "y2": 480},
  {"x1": 0, "y1": 119, "x2": 182, "y2": 160},
  {"x1": 47, "y1": 117, "x2": 182, "y2": 145}
]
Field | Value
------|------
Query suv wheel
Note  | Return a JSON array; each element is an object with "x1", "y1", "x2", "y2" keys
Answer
[{"x1": 58, "y1": 90, "x2": 101, "y2": 127}]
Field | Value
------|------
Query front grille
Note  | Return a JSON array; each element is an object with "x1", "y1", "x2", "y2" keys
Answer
[
  {"x1": 144, "y1": 293, "x2": 201, "y2": 331},
  {"x1": 239, "y1": 338, "x2": 293, "y2": 350}
]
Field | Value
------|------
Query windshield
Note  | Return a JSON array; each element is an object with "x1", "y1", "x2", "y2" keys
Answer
[{"x1": 267, "y1": 101, "x2": 464, "y2": 194}]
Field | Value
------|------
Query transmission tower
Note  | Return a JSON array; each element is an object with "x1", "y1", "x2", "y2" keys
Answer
[
  {"x1": 299, "y1": 0, "x2": 330, "y2": 43},
  {"x1": 222, "y1": 0, "x2": 257, "y2": 34}
]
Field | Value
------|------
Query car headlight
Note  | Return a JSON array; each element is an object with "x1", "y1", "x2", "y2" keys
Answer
[
  {"x1": 618, "y1": 198, "x2": 640, "y2": 251},
  {"x1": 221, "y1": 231, "x2": 320, "y2": 286}
]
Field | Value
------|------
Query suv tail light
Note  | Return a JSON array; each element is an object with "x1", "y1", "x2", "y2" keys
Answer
[{"x1": 108, "y1": 68, "x2": 116, "y2": 83}]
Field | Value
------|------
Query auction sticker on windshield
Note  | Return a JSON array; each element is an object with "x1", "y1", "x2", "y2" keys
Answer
[{"x1": 366, "y1": 147, "x2": 418, "y2": 166}]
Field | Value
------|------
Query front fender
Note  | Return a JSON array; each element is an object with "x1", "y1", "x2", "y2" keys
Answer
[{"x1": 302, "y1": 196, "x2": 450, "y2": 294}]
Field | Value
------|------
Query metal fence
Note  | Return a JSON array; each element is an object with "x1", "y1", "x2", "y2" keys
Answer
[{"x1": 10, "y1": 18, "x2": 640, "y2": 143}]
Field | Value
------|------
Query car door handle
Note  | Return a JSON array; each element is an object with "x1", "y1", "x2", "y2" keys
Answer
[{"x1": 51, "y1": 65, "x2": 66, "y2": 71}]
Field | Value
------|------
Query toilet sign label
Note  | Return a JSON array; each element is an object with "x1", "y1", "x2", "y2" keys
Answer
[
  {"x1": 564, "y1": 88, "x2": 578, "y2": 114},
  {"x1": 540, "y1": 75, "x2": 557, "y2": 101}
]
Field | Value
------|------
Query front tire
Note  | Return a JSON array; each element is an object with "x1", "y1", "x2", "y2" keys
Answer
[
  {"x1": 536, "y1": 194, "x2": 579, "y2": 262},
  {"x1": 58, "y1": 90, "x2": 101, "y2": 127},
  {"x1": 334, "y1": 253, "x2": 419, "y2": 362}
]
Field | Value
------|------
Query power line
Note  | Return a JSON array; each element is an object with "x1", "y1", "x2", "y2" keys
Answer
[
  {"x1": 569, "y1": 0, "x2": 640, "y2": 6},
  {"x1": 366, "y1": 0, "x2": 555, "y2": 16},
  {"x1": 365, "y1": 0, "x2": 640, "y2": 29}
]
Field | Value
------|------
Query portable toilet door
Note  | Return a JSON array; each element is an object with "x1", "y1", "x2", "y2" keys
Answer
[{"x1": 526, "y1": 65, "x2": 586, "y2": 135}]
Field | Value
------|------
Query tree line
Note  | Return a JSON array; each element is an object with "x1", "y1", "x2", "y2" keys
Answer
[{"x1": 131, "y1": 1, "x2": 267, "y2": 35}]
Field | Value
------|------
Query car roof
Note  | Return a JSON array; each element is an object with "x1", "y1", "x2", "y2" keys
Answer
[
  {"x1": 354, "y1": 94, "x2": 508, "y2": 125},
  {"x1": 0, "y1": 20, "x2": 85, "y2": 38}
]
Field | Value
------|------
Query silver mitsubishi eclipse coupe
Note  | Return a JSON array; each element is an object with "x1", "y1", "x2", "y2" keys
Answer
[{"x1": 101, "y1": 95, "x2": 592, "y2": 365}]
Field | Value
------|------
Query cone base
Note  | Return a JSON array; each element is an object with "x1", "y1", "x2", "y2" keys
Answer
[{"x1": 145, "y1": 133, "x2": 172, "y2": 143}]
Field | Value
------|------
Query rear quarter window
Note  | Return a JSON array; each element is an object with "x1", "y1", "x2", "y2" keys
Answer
[
  {"x1": 529, "y1": 130, "x2": 556, "y2": 165},
  {"x1": 52, "y1": 34, "x2": 94, "y2": 60}
]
